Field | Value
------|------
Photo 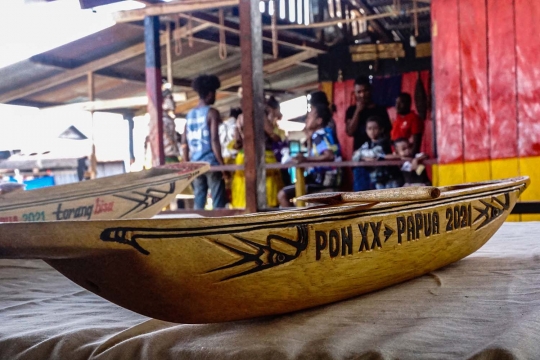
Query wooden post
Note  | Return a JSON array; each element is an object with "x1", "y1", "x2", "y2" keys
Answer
[
  {"x1": 240, "y1": 0, "x2": 266, "y2": 212},
  {"x1": 87, "y1": 72, "x2": 98, "y2": 179},
  {"x1": 125, "y1": 113, "x2": 135, "y2": 165},
  {"x1": 165, "y1": 21, "x2": 174, "y2": 86},
  {"x1": 295, "y1": 166, "x2": 306, "y2": 207},
  {"x1": 145, "y1": 16, "x2": 165, "y2": 167}
]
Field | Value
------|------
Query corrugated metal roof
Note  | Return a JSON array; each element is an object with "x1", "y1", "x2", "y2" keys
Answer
[
  {"x1": 0, "y1": 19, "x2": 321, "y2": 116},
  {"x1": 0, "y1": 1, "x2": 431, "y2": 115}
]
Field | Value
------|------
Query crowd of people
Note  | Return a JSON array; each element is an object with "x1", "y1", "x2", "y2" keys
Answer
[{"x1": 158, "y1": 74, "x2": 430, "y2": 209}]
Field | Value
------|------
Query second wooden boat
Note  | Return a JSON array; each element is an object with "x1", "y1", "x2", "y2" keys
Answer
[
  {"x1": 0, "y1": 162, "x2": 209, "y2": 222},
  {"x1": 0, "y1": 176, "x2": 529, "y2": 323}
]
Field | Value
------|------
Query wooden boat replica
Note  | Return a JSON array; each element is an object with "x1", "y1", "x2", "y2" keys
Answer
[
  {"x1": 0, "y1": 162, "x2": 209, "y2": 223},
  {"x1": 0, "y1": 176, "x2": 529, "y2": 323}
]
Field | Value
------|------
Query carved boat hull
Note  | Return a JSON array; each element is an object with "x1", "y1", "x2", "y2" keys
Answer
[
  {"x1": 0, "y1": 162, "x2": 209, "y2": 222},
  {"x1": 0, "y1": 177, "x2": 529, "y2": 323}
]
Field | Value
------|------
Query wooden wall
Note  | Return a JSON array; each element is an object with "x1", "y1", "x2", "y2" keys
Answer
[{"x1": 432, "y1": 0, "x2": 540, "y2": 220}]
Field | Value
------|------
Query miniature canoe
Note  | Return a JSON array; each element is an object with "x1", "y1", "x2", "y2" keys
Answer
[
  {"x1": 0, "y1": 176, "x2": 529, "y2": 323},
  {"x1": 0, "y1": 162, "x2": 209, "y2": 223}
]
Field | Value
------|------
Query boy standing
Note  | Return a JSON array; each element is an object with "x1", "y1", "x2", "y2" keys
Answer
[
  {"x1": 182, "y1": 74, "x2": 227, "y2": 209},
  {"x1": 393, "y1": 138, "x2": 431, "y2": 186},
  {"x1": 278, "y1": 103, "x2": 341, "y2": 207}
]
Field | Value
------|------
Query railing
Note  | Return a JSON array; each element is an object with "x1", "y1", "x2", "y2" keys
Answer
[
  {"x1": 159, "y1": 159, "x2": 437, "y2": 216},
  {"x1": 160, "y1": 159, "x2": 540, "y2": 216},
  {"x1": 208, "y1": 159, "x2": 429, "y2": 172},
  {"x1": 213, "y1": 159, "x2": 437, "y2": 206}
]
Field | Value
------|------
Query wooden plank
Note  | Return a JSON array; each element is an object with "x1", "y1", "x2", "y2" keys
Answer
[
  {"x1": 0, "y1": 23, "x2": 210, "y2": 104},
  {"x1": 240, "y1": 0, "x2": 267, "y2": 212},
  {"x1": 145, "y1": 16, "x2": 165, "y2": 167},
  {"x1": 515, "y1": 0, "x2": 540, "y2": 158},
  {"x1": 113, "y1": 0, "x2": 239, "y2": 23},
  {"x1": 349, "y1": 43, "x2": 405, "y2": 61},
  {"x1": 432, "y1": 0, "x2": 463, "y2": 164},
  {"x1": 459, "y1": 0, "x2": 490, "y2": 163},
  {"x1": 349, "y1": 43, "x2": 404, "y2": 53},
  {"x1": 415, "y1": 43, "x2": 431, "y2": 58},
  {"x1": 487, "y1": 0, "x2": 518, "y2": 160},
  {"x1": 350, "y1": 52, "x2": 404, "y2": 62}
]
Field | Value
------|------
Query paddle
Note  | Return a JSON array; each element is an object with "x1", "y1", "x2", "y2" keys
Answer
[{"x1": 296, "y1": 186, "x2": 441, "y2": 205}]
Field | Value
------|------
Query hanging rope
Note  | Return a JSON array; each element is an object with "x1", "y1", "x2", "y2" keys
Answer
[
  {"x1": 174, "y1": 14, "x2": 182, "y2": 56},
  {"x1": 271, "y1": 0, "x2": 279, "y2": 59},
  {"x1": 218, "y1": 9, "x2": 228, "y2": 60},
  {"x1": 413, "y1": 0, "x2": 419, "y2": 37},
  {"x1": 187, "y1": 13, "x2": 194, "y2": 48}
]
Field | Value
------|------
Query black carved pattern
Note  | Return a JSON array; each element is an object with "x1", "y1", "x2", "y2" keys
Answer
[
  {"x1": 473, "y1": 193, "x2": 510, "y2": 230},
  {"x1": 100, "y1": 228, "x2": 150, "y2": 255},
  {"x1": 207, "y1": 225, "x2": 309, "y2": 281},
  {"x1": 114, "y1": 182, "x2": 176, "y2": 217}
]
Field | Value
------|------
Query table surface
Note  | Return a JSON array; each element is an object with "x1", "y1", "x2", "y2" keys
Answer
[{"x1": 1, "y1": 222, "x2": 539, "y2": 360}]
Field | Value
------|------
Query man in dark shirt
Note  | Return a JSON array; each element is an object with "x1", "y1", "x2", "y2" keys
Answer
[
  {"x1": 345, "y1": 77, "x2": 393, "y2": 191},
  {"x1": 345, "y1": 77, "x2": 393, "y2": 150}
]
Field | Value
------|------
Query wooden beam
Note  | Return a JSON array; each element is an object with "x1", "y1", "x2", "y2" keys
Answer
[
  {"x1": 42, "y1": 93, "x2": 187, "y2": 112},
  {"x1": 28, "y1": 73, "x2": 140, "y2": 104},
  {"x1": 183, "y1": 12, "x2": 327, "y2": 54},
  {"x1": 220, "y1": 50, "x2": 316, "y2": 89},
  {"x1": 0, "y1": 23, "x2": 210, "y2": 104},
  {"x1": 29, "y1": 48, "x2": 195, "y2": 88},
  {"x1": 113, "y1": 0, "x2": 238, "y2": 23},
  {"x1": 178, "y1": 21, "x2": 319, "y2": 70},
  {"x1": 240, "y1": 0, "x2": 267, "y2": 212},
  {"x1": 88, "y1": 72, "x2": 98, "y2": 180},
  {"x1": 87, "y1": 72, "x2": 95, "y2": 101},
  {"x1": 165, "y1": 22, "x2": 174, "y2": 86},
  {"x1": 145, "y1": 16, "x2": 165, "y2": 167}
]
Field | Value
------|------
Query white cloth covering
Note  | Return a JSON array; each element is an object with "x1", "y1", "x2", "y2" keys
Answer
[{"x1": 1, "y1": 222, "x2": 539, "y2": 359}]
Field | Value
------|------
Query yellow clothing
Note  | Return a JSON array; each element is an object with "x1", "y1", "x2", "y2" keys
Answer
[{"x1": 231, "y1": 150, "x2": 283, "y2": 208}]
